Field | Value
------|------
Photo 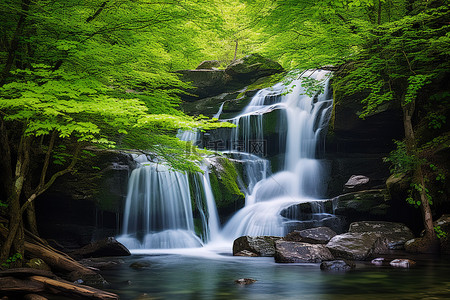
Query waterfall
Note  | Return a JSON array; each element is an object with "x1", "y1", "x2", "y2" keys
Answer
[{"x1": 222, "y1": 69, "x2": 333, "y2": 239}]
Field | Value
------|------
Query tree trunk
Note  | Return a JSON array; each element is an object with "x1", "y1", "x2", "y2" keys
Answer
[
  {"x1": 233, "y1": 39, "x2": 239, "y2": 61},
  {"x1": 377, "y1": 0, "x2": 382, "y2": 25},
  {"x1": 402, "y1": 101, "x2": 437, "y2": 246}
]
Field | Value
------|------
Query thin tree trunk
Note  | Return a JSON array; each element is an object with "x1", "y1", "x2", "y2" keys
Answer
[
  {"x1": 233, "y1": 39, "x2": 238, "y2": 61},
  {"x1": 0, "y1": 0, "x2": 31, "y2": 85},
  {"x1": 402, "y1": 102, "x2": 436, "y2": 242},
  {"x1": 377, "y1": 0, "x2": 382, "y2": 25}
]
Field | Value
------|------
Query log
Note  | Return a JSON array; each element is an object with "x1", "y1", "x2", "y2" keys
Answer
[
  {"x1": 0, "y1": 276, "x2": 45, "y2": 293},
  {"x1": 29, "y1": 276, "x2": 119, "y2": 300},
  {"x1": 25, "y1": 242, "x2": 96, "y2": 275},
  {"x1": 0, "y1": 268, "x2": 56, "y2": 279}
]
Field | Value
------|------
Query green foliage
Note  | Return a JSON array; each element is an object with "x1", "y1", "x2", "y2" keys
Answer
[
  {"x1": 1, "y1": 253, "x2": 22, "y2": 268},
  {"x1": 434, "y1": 225, "x2": 448, "y2": 239},
  {"x1": 383, "y1": 140, "x2": 421, "y2": 174}
]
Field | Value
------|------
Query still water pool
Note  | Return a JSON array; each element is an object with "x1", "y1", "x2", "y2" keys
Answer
[{"x1": 99, "y1": 247, "x2": 450, "y2": 300}]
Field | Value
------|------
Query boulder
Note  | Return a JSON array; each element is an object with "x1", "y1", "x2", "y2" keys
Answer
[
  {"x1": 196, "y1": 60, "x2": 220, "y2": 70},
  {"x1": 326, "y1": 232, "x2": 389, "y2": 261},
  {"x1": 343, "y1": 175, "x2": 370, "y2": 192},
  {"x1": 333, "y1": 189, "x2": 390, "y2": 223},
  {"x1": 233, "y1": 236, "x2": 281, "y2": 257},
  {"x1": 234, "y1": 250, "x2": 258, "y2": 257},
  {"x1": 434, "y1": 214, "x2": 450, "y2": 254},
  {"x1": 225, "y1": 54, "x2": 283, "y2": 79},
  {"x1": 348, "y1": 221, "x2": 414, "y2": 249},
  {"x1": 320, "y1": 260, "x2": 355, "y2": 271},
  {"x1": 284, "y1": 227, "x2": 337, "y2": 244},
  {"x1": 70, "y1": 237, "x2": 131, "y2": 259},
  {"x1": 274, "y1": 241, "x2": 334, "y2": 263},
  {"x1": 390, "y1": 259, "x2": 416, "y2": 268},
  {"x1": 371, "y1": 257, "x2": 385, "y2": 265}
]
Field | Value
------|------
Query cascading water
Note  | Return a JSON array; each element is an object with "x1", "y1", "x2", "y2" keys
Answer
[{"x1": 222, "y1": 69, "x2": 333, "y2": 239}]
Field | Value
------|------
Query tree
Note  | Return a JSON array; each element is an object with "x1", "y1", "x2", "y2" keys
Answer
[
  {"x1": 0, "y1": 0, "x2": 232, "y2": 263},
  {"x1": 259, "y1": 0, "x2": 449, "y2": 251}
]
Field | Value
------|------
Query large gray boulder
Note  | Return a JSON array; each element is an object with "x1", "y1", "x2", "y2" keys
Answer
[
  {"x1": 349, "y1": 221, "x2": 414, "y2": 249},
  {"x1": 284, "y1": 227, "x2": 337, "y2": 244},
  {"x1": 70, "y1": 237, "x2": 131, "y2": 259},
  {"x1": 233, "y1": 236, "x2": 282, "y2": 257},
  {"x1": 225, "y1": 53, "x2": 283, "y2": 79},
  {"x1": 343, "y1": 175, "x2": 370, "y2": 192},
  {"x1": 274, "y1": 241, "x2": 334, "y2": 263},
  {"x1": 326, "y1": 232, "x2": 389, "y2": 261}
]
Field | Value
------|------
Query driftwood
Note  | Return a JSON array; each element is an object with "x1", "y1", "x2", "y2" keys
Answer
[
  {"x1": 0, "y1": 276, "x2": 45, "y2": 293},
  {"x1": 29, "y1": 276, "x2": 119, "y2": 300},
  {"x1": 0, "y1": 268, "x2": 56, "y2": 279}
]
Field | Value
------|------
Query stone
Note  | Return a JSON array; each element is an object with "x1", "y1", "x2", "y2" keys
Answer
[
  {"x1": 70, "y1": 237, "x2": 131, "y2": 259},
  {"x1": 66, "y1": 271, "x2": 109, "y2": 287},
  {"x1": 196, "y1": 60, "x2": 220, "y2": 70},
  {"x1": 25, "y1": 258, "x2": 51, "y2": 271},
  {"x1": 348, "y1": 221, "x2": 415, "y2": 250},
  {"x1": 234, "y1": 278, "x2": 257, "y2": 285},
  {"x1": 233, "y1": 236, "x2": 282, "y2": 257},
  {"x1": 333, "y1": 189, "x2": 390, "y2": 222},
  {"x1": 390, "y1": 259, "x2": 416, "y2": 268},
  {"x1": 343, "y1": 175, "x2": 370, "y2": 192},
  {"x1": 129, "y1": 261, "x2": 152, "y2": 270},
  {"x1": 284, "y1": 227, "x2": 337, "y2": 244},
  {"x1": 234, "y1": 250, "x2": 258, "y2": 257},
  {"x1": 434, "y1": 214, "x2": 450, "y2": 255},
  {"x1": 274, "y1": 241, "x2": 334, "y2": 263},
  {"x1": 326, "y1": 232, "x2": 389, "y2": 261},
  {"x1": 371, "y1": 257, "x2": 385, "y2": 265},
  {"x1": 225, "y1": 54, "x2": 283, "y2": 79},
  {"x1": 320, "y1": 260, "x2": 355, "y2": 271}
]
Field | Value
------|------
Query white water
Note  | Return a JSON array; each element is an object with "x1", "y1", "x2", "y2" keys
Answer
[
  {"x1": 222, "y1": 69, "x2": 333, "y2": 240},
  {"x1": 118, "y1": 70, "x2": 333, "y2": 249}
]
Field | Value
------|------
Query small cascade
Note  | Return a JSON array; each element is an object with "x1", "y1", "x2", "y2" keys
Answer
[{"x1": 222, "y1": 70, "x2": 334, "y2": 239}]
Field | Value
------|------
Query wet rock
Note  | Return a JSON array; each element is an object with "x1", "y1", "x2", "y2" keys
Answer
[
  {"x1": 434, "y1": 214, "x2": 450, "y2": 255},
  {"x1": 349, "y1": 221, "x2": 414, "y2": 250},
  {"x1": 371, "y1": 257, "x2": 385, "y2": 265},
  {"x1": 196, "y1": 60, "x2": 220, "y2": 70},
  {"x1": 130, "y1": 261, "x2": 152, "y2": 270},
  {"x1": 66, "y1": 270, "x2": 109, "y2": 287},
  {"x1": 404, "y1": 237, "x2": 440, "y2": 254},
  {"x1": 79, "y1": 258, "x2": 124, "y2": 270},
  {"x1": 390, "y1": 259, "x2": 416, "y2": 268},
  {"x1": 70, "y1": 237, "x2": 131, "y2": 259},
  {"x1": 25, "y1": 258, "x2": 51, "y2": 271},
  {"x1": 343, "y1": 175, "x2": 370, "y2": 192},
  {"x1": 233, "y1": 236, "x2": 282, "y2": 257},
  {"x1": 274, "y1": 241, "x2": 334, "y2": 263},
  {"x1": 234, "y1": 250, "x2": 258, "y2": 257},
  {"x1": 320, "y1": 260, "x2": 355, "y2": 271},
  {"x1": 284, "y1": 227, "x2": 337, "y2": 244},
  {"x1": 326, "y1": 232, "x2": 389, "y2": 261},
  {"x1": 234, "y1": 278, "x2": 257, "y2": 285},
  {"x1": 333, "y1": 189, "x2": 390, "y2": 222}
]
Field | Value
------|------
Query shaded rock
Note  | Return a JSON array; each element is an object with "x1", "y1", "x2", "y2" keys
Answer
[
  {"x1": 225, "y1": 54, "x2": 283, "y2": 79},
  {"x1": 71, "y1": 237, "x2": 130, "y2": 259},
  {"x1": 390, "y1": 259, "x2": 416, "y2": 268},
  {"x1": 66, "y1": 271, "x2": 108, "y2": 287},
  {"x1": 371, "y1": 257, "x2": 385, "y2": 265},
  {"x1": 233, "y1": 236, "x2": 282, "y2": 257},
  {"x1": 434, "y1": 214, "x2": 450, "y2": 254},
  {"x1": 326, "y1": 232, "x2": 389, "y2": 261},
  {"x1": 349, "y1": 221, "x2": 414, "y2": 249},
  {"x1": 320, "y1": 260, "x2": 355, "y2": 271},
  {"x1": 234, "y1": 250, "x2": 258, "y2": 257},
  {"x1": 234, "y1": 278, "x2": 257, "y2": 285},
  {"x1": 130, "y1": 261, "x2": 152, "y2": 270},
  {"x1": 25, "y1": 258, "x2": 51, "y2": 271},
  {"x1": 333, "y1": 189, "x2": 390, "y2": 222},
  {"x1": 79, "y1": 258, "x2": 124, "y2": 270},
  {"x1": 196, "y1": 60, "x2": 220, "y2": 70},
  {"x1": 404, "y1": 237, "x2": 440, "y2": 254},
  {"x1": 176, "y1": 69, "x2": 229, "y2": 100},
  {"x1": 343, "y1": 175, "x2": 370, "y2": 192},
  {"x1": 284, "y1": 227, "x2": 337, "y2": 244},
  {"x1": 274, "y1": 241, "x2": 334, "y2": 263}
]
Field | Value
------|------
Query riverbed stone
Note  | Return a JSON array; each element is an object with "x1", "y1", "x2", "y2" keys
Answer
[
  {"x1": 70, "y1": 237, "x2": 131, "y2": 259},
  {"x1": 343, "y1": 175, "x2": 370, "y2": 192},
  {"x1": 284, "y1": 227, "x2": 337, "y2": 244},
  {"x1": 326, "y1": 232, "x2": 389, "y2": 261},
  {"x1": 320, "y1": 260, "x2": 355, "y2": 271},
  {"x1": 235, "y1": 278, "x2": 257, "y2": 285},
  {"x1": 274, "y1": 241, "x2": 334, "y2": 263},
  {"x1": 234, "y1": 250, "x2": 258, "y2": 257},
  {"x1": 233, "y1": 236, "x2": 282, "y2": 257},
  {"x1": 390, "y1": 259, "x2": 416, "y2": 268},
  {"x1": 348, "y1": 221, "x2": 414, "y2": 250}
]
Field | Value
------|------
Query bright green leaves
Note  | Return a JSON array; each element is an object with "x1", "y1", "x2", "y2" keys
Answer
[{"x1": 404, "y1": 74, "x2": 432, "y2": 105}]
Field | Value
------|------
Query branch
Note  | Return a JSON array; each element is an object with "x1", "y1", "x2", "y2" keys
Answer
[
  {"x1": 39, "y1": 130, "x2": 56, "y2": 188},
  {"x1": 20, "y1": 143, "x2": 82, "y2": 214},
  {"x1": 86, "y1": 1, "x2": 108, "y2": 23}
]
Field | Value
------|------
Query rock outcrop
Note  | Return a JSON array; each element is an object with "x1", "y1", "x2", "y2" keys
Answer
[
  {"x1": 233, "y1": 236, "x2": 281, "y2": 257},
  {"x1": 274, "y1": 241, "x2": 334, "y2": 263}
]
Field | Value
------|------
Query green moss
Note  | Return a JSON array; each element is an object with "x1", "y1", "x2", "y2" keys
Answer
[{"x1": 211, "y1": 157, "x2": 245, "y2": 209}]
